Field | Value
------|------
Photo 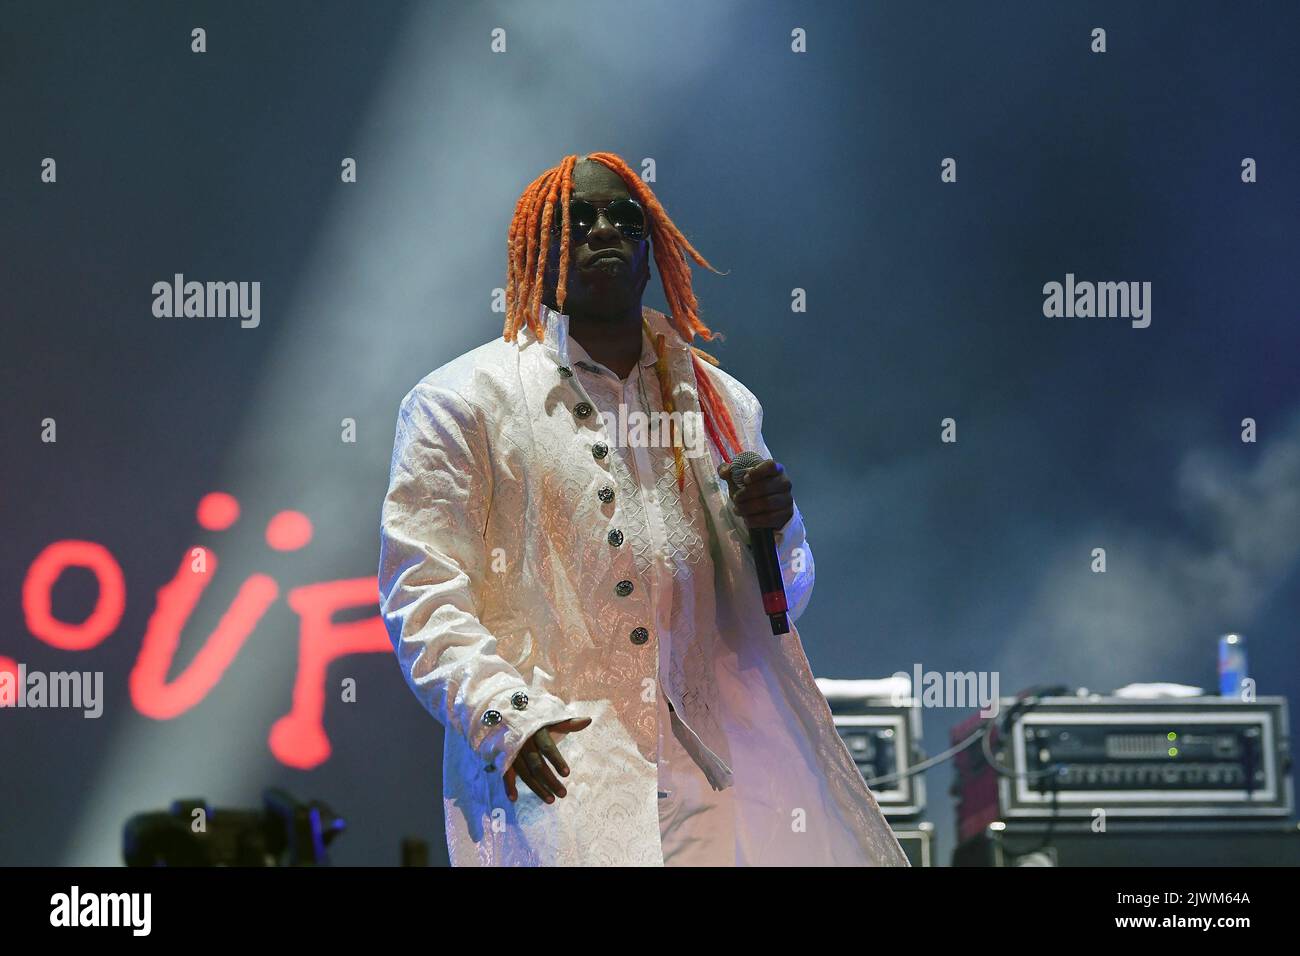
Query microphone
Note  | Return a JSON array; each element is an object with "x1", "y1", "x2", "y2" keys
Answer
[{"x1": 726, "y1": 451, "x2": 790, "y2": 635}]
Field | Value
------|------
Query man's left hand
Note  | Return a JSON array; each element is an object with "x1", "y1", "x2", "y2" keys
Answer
[{"x1": 719, "y1": 458, "x2": 794, "y2": 531}]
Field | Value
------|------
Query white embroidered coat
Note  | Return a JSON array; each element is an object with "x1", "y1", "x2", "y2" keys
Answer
[{"x1": 378, "y1": 304, "x2": 908, "y2": 867}]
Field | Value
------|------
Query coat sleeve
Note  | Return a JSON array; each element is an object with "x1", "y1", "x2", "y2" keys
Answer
[
  {"x1": 720, "y1": 377, "x2": 816, "y2": 623},
  {"x1": 378, "y1": 380, "x2": 583, "y2": 773}
]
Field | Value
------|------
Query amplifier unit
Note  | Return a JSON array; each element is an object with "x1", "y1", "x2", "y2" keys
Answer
[
  {"x1": 891, "y1": 821, "x2": 935, "y2": 867},
  {"x1": 825, "y1": 696, "x2": 925, "y2": 818},
  {"x1": 954, "y1": 819, "x2": 1300, "y2": 867},
  {"x1": 953, "y1": 695, "x2": 1293, "y2": 843}
]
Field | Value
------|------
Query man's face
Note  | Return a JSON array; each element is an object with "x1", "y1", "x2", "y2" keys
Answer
[{"x1": 542, "y1": 160, "x2": 650, "y2": 318}]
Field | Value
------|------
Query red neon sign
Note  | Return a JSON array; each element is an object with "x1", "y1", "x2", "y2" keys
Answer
[{"x1": 9, "y1": 492, "x2": 391, "y2": 770}]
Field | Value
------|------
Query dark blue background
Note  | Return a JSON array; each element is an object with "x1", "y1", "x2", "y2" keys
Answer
[{"x1": 2, "y1": 0, "x2": 1297, "y2": 865}]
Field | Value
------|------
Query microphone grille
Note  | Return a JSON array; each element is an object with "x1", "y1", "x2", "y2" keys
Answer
[{"x1": 728, "y1": 450, "x2": 764, "y2": 482}]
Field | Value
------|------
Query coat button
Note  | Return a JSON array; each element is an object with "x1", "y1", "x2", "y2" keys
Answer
[
  {"x1": 481, "y1": 709, "x2": 502, "y2": 727},
  {"x1": 607, "y1": 529, "x2": 624, "y2": 547},
  {"x1": 592, "y1": 441, "x2": 609, "y2": 460},
  {"x1": 630, "y1": 627, "x2": 650, "y2": 645},
  {"x1": 615, "y1": 580, "x2": 634, "y2": 597},
  {"x1": 558, "y1": 366, "x2": 573, "y2": 378},
  {"x1": 574, "y1": 401, "x2": 594, "y2": 419},
  {"x1": 597, "y1": 485, "x2": 615, "y2": 503},
  {"x1": 510, "y1": 691, "x2": 529, "y2": 710}
]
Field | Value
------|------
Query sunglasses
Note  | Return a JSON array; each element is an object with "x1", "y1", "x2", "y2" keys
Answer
[{"x1": 549, "y1": 197, "x2": 647, "y2": 242}]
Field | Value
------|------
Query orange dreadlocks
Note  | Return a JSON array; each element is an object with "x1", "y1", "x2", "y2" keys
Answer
[{"x1": 503, "y1": 152, "x2": 743, "y2": 486}]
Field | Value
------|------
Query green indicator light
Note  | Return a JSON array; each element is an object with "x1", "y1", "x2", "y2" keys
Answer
[
  {"x1": 1167, "y1": 732, "x2": 1177, "y2": 741},
  {"x1": 1168, "y1": 747, "x2": 1179, "y2": 757}
]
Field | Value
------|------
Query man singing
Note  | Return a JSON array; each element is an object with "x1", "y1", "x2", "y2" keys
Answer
[{"x1": 378, "y1": 151, "x2": 906, "y2": 866}]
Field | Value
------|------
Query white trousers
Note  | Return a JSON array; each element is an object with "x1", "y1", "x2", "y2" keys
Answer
[{"x1": 657, "y1": 689, "x2": 738, "y2": 866}]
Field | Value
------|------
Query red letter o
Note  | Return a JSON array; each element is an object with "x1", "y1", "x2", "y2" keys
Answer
[{"x1": 23, "y1": 540, "x2": 126, "y2": 650}]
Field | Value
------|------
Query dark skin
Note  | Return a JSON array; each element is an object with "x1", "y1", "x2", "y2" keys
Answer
[
  {"x1": 505, "y1": 158, "x2": 796, "y2": 805},
  {"x1": 540, "y1": 159, "x2": 653, "y2": 380}
]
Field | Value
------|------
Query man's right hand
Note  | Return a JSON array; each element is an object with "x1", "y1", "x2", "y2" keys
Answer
[{"x1": 505, "y1": 717, "x2": 592, "y2": 804}]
